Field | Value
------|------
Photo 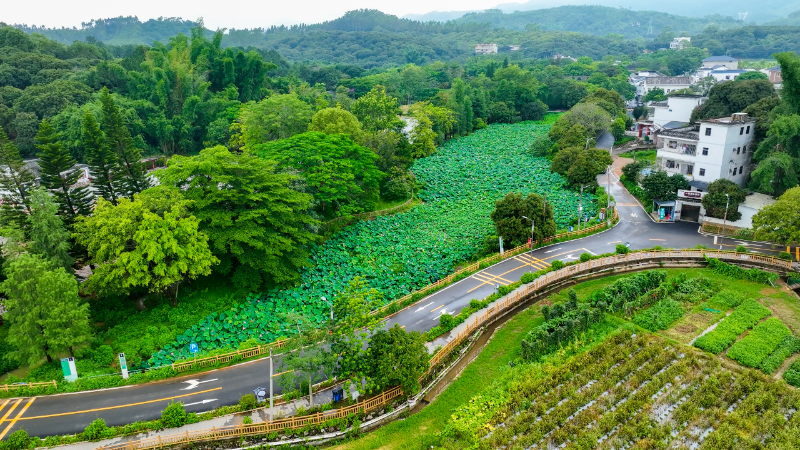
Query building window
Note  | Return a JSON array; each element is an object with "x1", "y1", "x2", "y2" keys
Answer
[
  {"x1": 702, "y1": 148, "x2": 708, "y2": 155},
  {"x1": 746, "y1": 126, "x2": 751, "y2": 134},
  {"x1": 699, "y1": 168, "x2": 706, "y2": 176},
  {"x1": 740, "y1": 165, "x2": 744, "y2": 174},
  {"x1": 743, "y1": 145, "x2": 747, "y2": 153},
  {"x1": 740, "y1": 127, "x2": 744, "y2": 135},
  {"x1": 687, "y1": 165, "x2": 693, "y2": 175},
  {"x1": 705, "y1": 128, "x2": 711, "y2": 136},
  {"x1": 668, "y1": 140, "x2": 678, "y2": 149},
  {"x1": 733, "y1": 167, "x2": 738, "y2": 175},
  {"x1": 666, "y1": 160, "x2": 676, "y2": 168},
  {"x1": 736, "y1": 147, "x2": 740, "y2": 155}
]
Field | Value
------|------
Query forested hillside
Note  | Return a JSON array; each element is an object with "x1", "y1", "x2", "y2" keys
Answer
[{"x1": 15, "y1": 17, "x2": 194, "y2": 46}]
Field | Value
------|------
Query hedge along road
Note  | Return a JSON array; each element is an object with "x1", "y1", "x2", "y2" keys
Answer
[{"x1": 1, "y1": 169, "x2": 758, "y2": 439}]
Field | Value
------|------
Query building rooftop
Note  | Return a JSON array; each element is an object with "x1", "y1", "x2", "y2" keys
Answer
[
  {"x1": 662, "y1": 121, "x2": 689, "y2": 129},
  {"x1": 659, "y1": 128, "x2": 699, "y2": 140},
  {"x1": 711, "y1": 69, "x2": 748, "y2": 74},
  {"x1": 668, "y1": 93, "x2": 704, "y2": 98},
  {"x1": 650, "y1": 101, "x2": 669, "y2": 107},
  {"x1": 646, "y1": 76, "x2": 692, "y2": 85},
  {"x1": 703, "y1": 56, "x2": 739, "y2": 62},
  {"x1": 700, "y1": 113, "x2": 755, "y2": 125}
]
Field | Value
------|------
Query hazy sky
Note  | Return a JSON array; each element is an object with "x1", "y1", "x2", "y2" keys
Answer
[{"x1": 4, "y1": 0, "x2": 496, "y2": 30}]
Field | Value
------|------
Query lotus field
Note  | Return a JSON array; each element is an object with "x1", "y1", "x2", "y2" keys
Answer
[{"x1": 150, "y1": 121, "x2": 595, "y2": 365}]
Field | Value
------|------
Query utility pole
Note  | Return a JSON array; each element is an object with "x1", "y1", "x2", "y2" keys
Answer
[
  {"x1": 269, "y1": 348, "x2": 274, "y2": 422},
  {"x1": 607, "y1": 166, "x2": 612, "y2": 227},
  {"x1": 578, "y1": 185, "x2": 584, "y2": 232},
  {"x1": 721, "y1": 193, "x2": 730, "y2": 250},
  {"x1": 522, "y1": 215, "x2": 535, "y2": 273}
]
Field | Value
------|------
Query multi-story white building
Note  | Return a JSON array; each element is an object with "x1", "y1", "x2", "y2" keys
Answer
[
  {"x1": 669, "y1": 37, "x2": 691, "y2": 49},
  {"x1": 652, "y1": 113, "x2": 756, "y2": 223},
  {"x1": 650, "y1": 94, "x2": 706, "y2": 129},
  {"x1": 475, "y1": 44, "x2": 498, "y2": 54},
  {"x1": 655, "y1": 113, "x2": 756, "y2": 189},
  {"x1": 702, "y1": 56, "x2": 739, "y2": 69}
]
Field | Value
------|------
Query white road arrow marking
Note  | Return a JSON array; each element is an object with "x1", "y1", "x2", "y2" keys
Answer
[
  {"x1": 630, "y1": 212, "x2": 638, "y2": 218},
  {"x1": 544, "y1": 247, "x2": 562, "y2": 253},
  {"x1": 184, "y1": 399, "x2": 218, "y2": 407},
  {"x1": 415, "y1": 302, "x2": 434, "y2": 313},
  {"x1": 433, "y1": 309, "x2": 447, "y2": 320},
  {"x1": 181, "y1": 378, "x2": 218, "y2": 390},
  {"x1": 735, "y1": 240, "x2": 760, "y2": 247},
  {"x1": 563, "y1": 254, "x2": 577, "y2": 260}
]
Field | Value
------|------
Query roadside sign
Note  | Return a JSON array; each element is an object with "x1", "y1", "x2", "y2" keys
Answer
[
  {"x1": 569, "y1": 226, "x2": 573, "y2": 232},
  {"x1": 61, "y1": 357, "x2": 78, "y2": 382},
  {"x1": 499, "y1": 237, "x2": 504, "y2": 256},
  {"x1": 659, "y1": 208, "x2": 665, "y2": 220},
  {"x1": 189, "y1": 342, "x2": 199, "y2": 354},
  {"x1": 119, "y1": 353, "x2": 129, "y2": 379}
]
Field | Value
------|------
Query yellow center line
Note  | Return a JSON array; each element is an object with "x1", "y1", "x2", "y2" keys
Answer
[
  {"x1": 0, "y1": 399, "x2": 11, "y2": 416},
  {"x1": 431, "y1": 304, "x2": 445, "y2": 312},
  {"x1": 4, "y1": 388, "x2": 221, "y2": 421},
  {"x1": 473, "y1": 272, "x2": 512, "y2": 284},
  {"x1": 0, "y1": 399, "x2": 21, "y2": 426},
  {"x1": 272, "y1": 369, "x2": 293, "y2": 378},
  {"x1": 0, "y1": 398, "x2": 33, "y2": 439}
]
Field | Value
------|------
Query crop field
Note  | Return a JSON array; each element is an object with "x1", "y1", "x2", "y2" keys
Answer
[
  {"x1": 150, "y1": 121, "x2": 594, "y2": 365},
  {"x1": 460, "y1": 331, "x2": 800, "y2": 450}
]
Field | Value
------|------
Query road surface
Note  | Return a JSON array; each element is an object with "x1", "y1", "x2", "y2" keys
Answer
[{"x1": 0, "y1": 164, "x2": 787, "y2": 439}]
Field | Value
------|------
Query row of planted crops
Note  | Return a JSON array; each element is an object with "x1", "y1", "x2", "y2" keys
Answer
[
  {"x1": 149, "y1": 121, "x2": 597, "y2": 366},
  {"x1": 447, "y1": 330, "x2": 800, "y2": 450}
]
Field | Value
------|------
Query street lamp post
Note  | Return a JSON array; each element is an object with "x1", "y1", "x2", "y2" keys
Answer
[
  {"x1": 321, "y1": 296, "x2": 333, "y2": 321},
  {"x1": 269, "y1": 348, "x2": 274, "y2": 422},
  {"x1": 577, "y1": 184, "x2": 590, "y2": 231},
  {"x1": 585, "y1": 137, "x2": 593, "y2": 150},
  {"x1": 522, "y1": 215, "x2": 535, "y2": 272},
  {"x1": 606, "y1": 166, "x2": 612, "y2": 227},
  {"x1": 721, "y1": 193, "x2": 730, "y2": 249}
]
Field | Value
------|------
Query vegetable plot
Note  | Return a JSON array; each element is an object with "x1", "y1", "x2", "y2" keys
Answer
[{"x1": 150, "y1": 121, "x2": 590, "y2": 365}]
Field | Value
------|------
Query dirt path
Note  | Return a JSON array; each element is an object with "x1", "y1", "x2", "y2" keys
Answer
[
  {"x1": 689, "y1": 311, "x2": 731, "y2": 346},
  {"x1": 775, "y1": 353, "x2": 800, "y2": 380}
]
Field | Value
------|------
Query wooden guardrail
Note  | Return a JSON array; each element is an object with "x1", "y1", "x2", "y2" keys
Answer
[
  {"x1": 171, "y1": 339, "x2": 288, "y2": 373},
  {"x1": 426, "y1": 248, "x2": 792, "y2": 368},
  {"x1": 0, "y1": 380, "x2": 57, "y2": 392},
  {"x1": 98, "y1": 386, "x2": 404, "y2": 450}
]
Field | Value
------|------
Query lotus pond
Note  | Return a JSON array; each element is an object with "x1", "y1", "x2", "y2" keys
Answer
[{"x1": 149, "y1": 121, "x2": 596, "y2": 366}]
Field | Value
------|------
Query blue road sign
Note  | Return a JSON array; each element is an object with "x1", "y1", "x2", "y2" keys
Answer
[{"x1": 189, "y1": 342, "x2": 199, "y2": 354}]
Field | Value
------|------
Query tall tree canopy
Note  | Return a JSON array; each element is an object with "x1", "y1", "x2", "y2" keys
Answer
[
  {"x1": 490, "y1": 192, "x2": 556, "y2": 248},
  {"x1": 254, "y1": 132, "x2": 383, "y2": 216},
  {"x1": 156, "y1": 146, "x2": 318, "y2": 291},
  {"x1": 752, "y1": 186, "x2": 800, "y2": 245},
  {"x1": 232, "y1": 93, "x2": 314, "y2": 150}
]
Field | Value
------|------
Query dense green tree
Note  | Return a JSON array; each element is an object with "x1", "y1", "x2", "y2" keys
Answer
[
  {"x1": 548, "y1": 103, "x2": 611, "y2": 143},
  {"x1": 410, "y1": 114, "x2": 437, "y2": 158},
  {"x1": 582, "y1": 88, "x2": 626, "y2": 117},
  {"x1": 529, "y1": 135, "x2": 555, "y2": 157},
  {"x1": 643, "y1": 88, "x2": 667, "y2": 103},
  {"x1": 74, "y1": 186, "x2": 217, "y2": 305},
  {"x1": 691, "y1": 79, "x2": 776, "y2": 123},
  {"x1": 26, "y1": 188, "x2": 73, "y2": 272},
  {"x1": 621, "y1": 160, "x2": 649, "y2": 183},
  {"x1": 0, "y1": 128, "x2": 34, "y2": 227},
  {"x1": 490, "y1": 192, "x2": 556, "y2": 248},
  {"x1": 367, "y1": 324, "x2": 428, "y2": 394},
  {"x1": 351, "y1": 85, "x2": 405, "y2": 133},
  {"x1": 35, "y1": 119, "x2": 92, "y2": 222},
  {"x1": 736, "y1": 71, "x2": 768, "y2": 81},
  {"x1": 1, "y1": 253, "x2": 90, "y2": 364},
  {"x1": 308, "y1": 107, "x2": 363, "y2": 139},
  {"x1": 567, "y1": 148, "x2": 613, "y2": 187},
  {"x1": 254, "y1": 132, "x2": 384, "y2": 216},
  {"x1": 551, "y1": 146, "x2": 583, "y2": 176},
  {"x1": 233, "y1": 93, "x2": 314, "y2": 149},
  {"x1": 520, "y1": 100, "x2": 548, "y2": 121},
  {"x1": 702, "y1": 179, "x2": 748, "y2": 221},
  {"x1": 10, "y1": 112, "x2": 39, "y2": 158},
  {"x1": 278, "y1": 314, "x2": 336, "y2": 406},
  {"x1": 82, "y1": 111, "x2": 120, "y2": 205},
  {"x1": 611, "y1": 116, "x2": 626, "y2": 142},
  {"x1": 743, "y1": 96, "x2": 782, "y2": 142},
  {"x1": 748, "y1": 152, "x2": 799, "y2": 196},
  {"x1": 100, "y1": 88, "x2": 150, "y2": 196},
  {"x1": 752, "y1": 186, "x2": 800, "y2": 245},
  {"x1": 157, "y1": 146, "x2": 318, "y2": 291},
  {"x1": 775, "y1": 52, "x2": 800, "y2": 115},
  {"x1": 640, "y1": 171, "x2": 690, "y2": 201},
  {"x1": 487, "y1": 101, "x2": 514, "y2": 124}
]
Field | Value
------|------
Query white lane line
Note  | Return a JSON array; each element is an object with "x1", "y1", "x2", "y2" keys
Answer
[
  {"x1": 544, "y1": 247, "x2": 562, "y2": 253},
  {"x1": 184, "y1": 399, "x2": 218, "y2": 407},
  {"x1": 584, "y1": 249, "x2": 597, "y2": 256},
  {"x1": 415, "y1": 302, "x2": 434, "y2": 313}
]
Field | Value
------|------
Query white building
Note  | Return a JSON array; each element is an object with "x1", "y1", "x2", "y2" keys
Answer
[
  {"x1": 636, "y1": 77, "x2": 692, "y2": 101},
  {"x1": 508, "y1": 45, "x2": 521, "y2": 52},
  {"x1": 655, "y1": 113, "x2": 755, "y2": 189},
  {"x1": 652, "y1": 113, "x2": 756, "y2": 222},
  {"x1": 475, "y1": 44, "x2": 498, "y2": 54},
  {"x1": 708, "y1": 69, "x2": 750, "y2": 82},
  {"x1": 702, "y1": 56, "x2": 739, "y2": 69},
  {"x1": 669, "y1": 37, "x2": 691, "y2": 49},
  {"x1": 651, "y1": 94, "x2": 706, "y2": 129}
]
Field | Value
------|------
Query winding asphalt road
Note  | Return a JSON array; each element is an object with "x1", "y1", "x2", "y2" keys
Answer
[{"x1": 1, "y1": 163, "x2": 791, "y2": 439}]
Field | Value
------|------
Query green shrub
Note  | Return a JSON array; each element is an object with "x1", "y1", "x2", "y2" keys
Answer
[
  {"x1": 707, "y1": 290, "x2": 746, "y2": 309},
  {"x1": 469, "y1": 299, "x2": 481, "y2": 309},
  {"x1": 239, "y1": 393, "x2": 257, "y2": 410},
  {"x1": 5, "y1": 430, "x2": 29, "y2": 450},
  {"x1": 82, "y1": 418, "x2": 108, "y2": 441},
  {"x1": 91, "y1": 345, "x2": 115, "y2": 367},
  {"x1": 238, "y1": 338, "x2": 262, "y2": 350},
  {"x1": 784, "y1": 360, "x2": 800, "y2": 387},
  {"x1": 778, "y1": 251, "x2": 792, "y2": 260},
  {"x1": 694, "y1": 299, "x2": 771, "y2": 354},
  {"x1": 161, "y1": 402, "x2": 187, "y2": 428},
  {"x1": 704, "y1": 257, "x2": 779, "y2": 285},
  {"x1": 439, "y1": 313, "x2": 455, "y2": 329},
  {"x1": 550, "y1": 260, "x2": 565, "y2": 270},
  {"x1": 588, "y1": 270, "x2": 666, "y2": 312},
  {"x1": 615, "y1": 244, "x2": 630, "y2": 254},
  {"x1": 520, "y1": 272, "x2": 537, "y2": 283},
  {"x1": 760, "y1": 335, "x2": 800, "y2": 374},
  {"x1": 632, "y1": 298, "x2": 684, "y2": 331},
  {"x1": 735, "y1": 245, "x2": 748, "y2": 253},
  {"x1": 579, "y1": 253, "x2": 591, "y2": 262},
  {"x1": 728, "y1": 318, "x2": 791, "y2": 368},
  {"x1": 242, "y1": 416, "x2": 253, "y2": 425}
]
